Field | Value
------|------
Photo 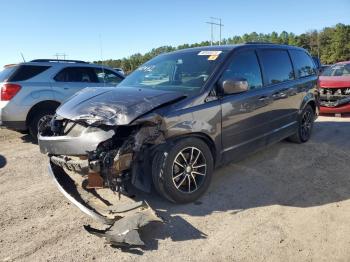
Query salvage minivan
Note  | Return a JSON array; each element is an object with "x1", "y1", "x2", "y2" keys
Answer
[{"x1": 39, "y1": 43, "x2": 319, "y2": 208}]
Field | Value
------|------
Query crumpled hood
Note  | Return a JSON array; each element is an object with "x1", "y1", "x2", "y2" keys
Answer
[{"x1": 56, "y1": 86, "x2": 184, "y2": 126}]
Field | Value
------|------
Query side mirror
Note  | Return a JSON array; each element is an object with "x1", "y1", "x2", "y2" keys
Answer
[{"x1": 219, "y1": 77, "x2": 249, "y2": 95}]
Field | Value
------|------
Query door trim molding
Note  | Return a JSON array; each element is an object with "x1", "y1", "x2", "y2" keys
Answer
[{"x1": 221, "y1": 121, "x2": 297, "y2": 153}]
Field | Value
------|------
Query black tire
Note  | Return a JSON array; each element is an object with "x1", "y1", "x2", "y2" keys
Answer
[
  {"x1": 152, "y1": 137, "x2": 214, "y2": 203},
  {"x1": 28, "y1": 108, "x2": 55, "y2": 141},
  {"x1": 288, "y1": 104, "x2": 315, "y2": 143}
]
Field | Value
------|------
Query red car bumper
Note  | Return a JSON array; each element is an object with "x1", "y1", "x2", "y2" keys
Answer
[{"x1": 320, "y1": 104, "x2": 350, "y2": 114}]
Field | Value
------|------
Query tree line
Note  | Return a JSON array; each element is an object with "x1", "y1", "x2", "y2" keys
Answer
[{"x1": 95, "y1": 23, "x2": 350, "y2": 74}]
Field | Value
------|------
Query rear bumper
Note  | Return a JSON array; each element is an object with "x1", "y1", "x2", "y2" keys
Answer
[
  {"x1": 320, "y1": 104, "x2": 350, "y2": 114},
  {"x1": 0, "y1": 101, "x2": 7, "y2": 126},
  {"x1": 0, "y1": 101, "x2": 27, "y2": 130},
  {"x1": 0, "y1": 120, "x2": 27, "y2": 130}
]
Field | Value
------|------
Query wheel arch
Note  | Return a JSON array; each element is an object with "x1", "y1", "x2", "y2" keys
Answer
[
  {"x1": 299, "y1": 96, "x2": 317, "y2": 115},
  {"x1": 166, "y1": 132, "x2": 218, "y2": 166},
  {"x1": 307, "y1": 100, "x2": 316, "y2": 113},
  {"x1": 26, "y1": 100, "x2": 61, "y2": 125}
]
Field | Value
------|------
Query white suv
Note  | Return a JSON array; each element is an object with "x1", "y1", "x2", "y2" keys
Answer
[{"x1": 0, "y1": 59, "x2": 124, "y2": 139}]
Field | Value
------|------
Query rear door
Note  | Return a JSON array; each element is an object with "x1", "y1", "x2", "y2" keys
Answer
[
  {"x1": 220, "y1": 49, "x2": 276, "y2": 159},
  {"x1": 288, "y1": 49, "x2": 318, "y2": 109},
  {"x1": 52, "y1": 67, "x2": 105, "y2": 102},
  {"x1": 256, "y1": 48, "x2": 299, "y2": 134}
]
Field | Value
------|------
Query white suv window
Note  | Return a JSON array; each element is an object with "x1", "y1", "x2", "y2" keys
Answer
[
  {"x1": 54, "y1": 67, "x2": 98, "y2": 83},
  {"x1": 94, "y1": 68, "x2": 123, "y2": 84}
]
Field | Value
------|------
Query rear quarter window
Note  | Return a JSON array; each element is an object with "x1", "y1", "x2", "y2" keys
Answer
[
  {"x1": 0, "y1": 66, "x2": 18, "y2": 82},
  {"x1": 8, "y1": 65, "x2": 51, "y2": 82},
  {"x1": 289, "y1": 50, "x2": 316, "y2": 78},
  {"x1": 259, "y1": 49, "x2": 294, "y2": 85}
]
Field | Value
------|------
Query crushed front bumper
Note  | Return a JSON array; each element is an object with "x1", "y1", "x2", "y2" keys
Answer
[
  {"x1": 39, "y1": 127, "x2": 115, "y2": 155},
  {"x1": 48, "y1": 162, "x2": 113, "y2": 224},
  {"x1": 48, "y1": 161, "x2": 162, "y2": 246},
  {"x1": 320, "y1": 104, "x2": 350, "y2": 114},
  {"x1": 319, "y1": 88, "x2": 350, "y2": 113}
]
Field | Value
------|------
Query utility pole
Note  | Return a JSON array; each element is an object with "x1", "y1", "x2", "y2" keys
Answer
[
  {"x1": 206, "y1": 17, "x2": 224, "y2": 45},
  {"x1": 317, "y1": 31, "x2": 320, "y2": 59},
  {"x1": 54, "y1": 53, "x2": 68, "y2": 60},
  {"x1": 206, "y1": 20, "x2": 214, "y2": 45}
]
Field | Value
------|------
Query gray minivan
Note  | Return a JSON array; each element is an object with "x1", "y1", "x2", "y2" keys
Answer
[{"x1": 39, "y1": 44, "x2": 319, "y2": 208}]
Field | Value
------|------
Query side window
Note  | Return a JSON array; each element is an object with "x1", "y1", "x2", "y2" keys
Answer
[
  {"x1": 259, "y1": 49, "x2": 294, "y2": 85},
  {"x1": 221, "y1": 50, "x2": 263, "y2": 90},
  {"x1": 94, "y1": 68, "x2": 123, "y2": 84},
  {"x1": 8, "y1": 65, "x2": 50, "y2": 81},
  {"x1": 54, "y1": 67, "x2": 98, "y2": 83},
  {"x1": 289, "y1": 50, "x2": 316, "y2": 78}
]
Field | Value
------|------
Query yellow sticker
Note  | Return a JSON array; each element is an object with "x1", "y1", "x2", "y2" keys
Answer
[{"x1": 208, "y1": 55, "x2": 219, "y2": 60}]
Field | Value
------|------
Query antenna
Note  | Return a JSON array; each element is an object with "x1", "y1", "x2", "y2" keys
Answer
[{"x1": 20, "y1": 52, "x2": 26, "y2": 62}]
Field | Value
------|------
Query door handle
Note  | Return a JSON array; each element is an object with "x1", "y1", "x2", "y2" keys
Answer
[
  {"x1": 258, "y1": 96, "x2": 269, "y2": 101},
  {"x1": 272, "y1": 91, "x2": 288, "y2": 99},
  {"x1": 280, "y1": 92, "x2": 287, "y2": 98}
]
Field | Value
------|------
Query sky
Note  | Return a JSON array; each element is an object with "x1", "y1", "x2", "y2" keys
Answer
[{"x1": 0, "y1": 0, "x2": 349, "y2": 67}]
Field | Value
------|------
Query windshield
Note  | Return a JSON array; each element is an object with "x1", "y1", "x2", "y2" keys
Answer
[
  {"x1": 0, "y1": 66, "x2": 18, "y2": 82},
  {"x1": 119, "y1": 50, "x2": 228, "y2": 95},
  {"x1": 321, "y1": 63, "x2": 350, "y2": 76}
]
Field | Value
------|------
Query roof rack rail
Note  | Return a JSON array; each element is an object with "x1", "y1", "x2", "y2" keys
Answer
[
  {"x1": 30, "y1": 59, "x2": 88, "y2": 64},
  {"x1": 244, "y1": 42, "x2": 277, "y2": 44}
]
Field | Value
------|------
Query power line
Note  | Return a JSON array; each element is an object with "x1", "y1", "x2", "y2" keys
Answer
[{"x1": 206, "y1": 17, "x2": 224, "y2": 45}]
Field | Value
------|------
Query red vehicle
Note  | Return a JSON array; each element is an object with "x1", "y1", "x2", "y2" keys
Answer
[{"x1": 318, "y1": 61, "x2": 350, "y2": 114}]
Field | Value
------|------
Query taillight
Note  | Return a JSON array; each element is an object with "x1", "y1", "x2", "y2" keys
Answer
[{"x1": 0, "y1": 83, "x2": 21, "y2": 101}]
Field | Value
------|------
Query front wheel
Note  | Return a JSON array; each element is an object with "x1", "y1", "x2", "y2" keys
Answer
[
  {"x1": 288, "y1": 104, "x2": 315, "y2": 143},
  {"x1": 152, "y1": 137, "x2": 214, "y2": 203}
]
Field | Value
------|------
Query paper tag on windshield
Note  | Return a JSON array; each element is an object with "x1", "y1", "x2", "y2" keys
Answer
[{"x1": 198, "y1": 51, "x2": 222, "y2": 56}]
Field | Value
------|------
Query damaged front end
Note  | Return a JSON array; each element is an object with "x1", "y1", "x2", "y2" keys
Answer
[
  {"x1": 319, "y1": 87, "x2": 350, "y2": 108},
  {"x1": 38, "y1": 113, "x2": 166, "y2": 247}
]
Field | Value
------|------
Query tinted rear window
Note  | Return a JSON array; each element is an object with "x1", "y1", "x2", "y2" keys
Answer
[
  {"x1": 8, "y1": 65, "x2": 50, "y2": 81},
  {"x1": 0, "y1": 66, "x2": 18, "y2": 82},
  {"x1": 289, "y1": 50, "x2": 316, "y2": 78},
  {"x1": 259, "y1": 49, "x2": 294, "y2": 85}
]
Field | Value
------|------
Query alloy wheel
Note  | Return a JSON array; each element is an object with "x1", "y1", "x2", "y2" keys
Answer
[
  {"x1": 301, "y1": 110, "x2": 313, "y2": 140},
  {"x1": 172, "y1": 147, "x2": 207, "y2": 193}
]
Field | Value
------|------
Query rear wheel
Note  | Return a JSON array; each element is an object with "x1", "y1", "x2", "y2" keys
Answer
[
  {"x1": 152, "y1": 137, "x2": 214, "y2": 203},
  {"x1": 288, "y1": 104, "x2": 315, "y2": 143},
  {"x1": 28, "y1": 108, "x2": 55, "y2": 141}
]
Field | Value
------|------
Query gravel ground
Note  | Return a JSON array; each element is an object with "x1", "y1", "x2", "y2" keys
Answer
[{"x1": 0, "y1": 116, "x2": 350, "y2": 262}]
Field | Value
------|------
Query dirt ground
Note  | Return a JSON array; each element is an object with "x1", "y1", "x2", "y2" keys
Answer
[{"x1": 0, "y1": 116, "x2": 350, "y2": 262}]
